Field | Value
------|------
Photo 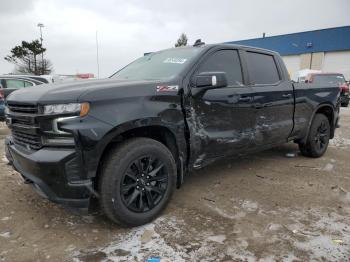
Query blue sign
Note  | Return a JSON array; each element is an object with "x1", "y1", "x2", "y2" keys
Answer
[{"x1": 147, "y1": 257, "x2": 160, "y2": 262}]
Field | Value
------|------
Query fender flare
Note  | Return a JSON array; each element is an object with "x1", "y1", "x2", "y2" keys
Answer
[
  {"x1": 87, "y1": 117, "x2": 187, "y2": 185},
  {"x1": 301, "y1": 103, "x2": 335, "y2": 144}
]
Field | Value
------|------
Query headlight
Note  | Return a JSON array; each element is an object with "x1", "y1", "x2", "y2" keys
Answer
[{"x1": 43, "y1": 102, "x2": 90, "y2": 117}]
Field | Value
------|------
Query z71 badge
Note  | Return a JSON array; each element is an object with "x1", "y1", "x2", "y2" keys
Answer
[{"x1": 156, "y1": 85, "x2": 179, "y2": 92}]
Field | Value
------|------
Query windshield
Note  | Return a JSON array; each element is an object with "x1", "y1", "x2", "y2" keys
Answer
[
  {"x1": 110, "y1": 48, "x2": 202, "y2": 81},
  {"x1": 313, "y1": 74, "x2": 346, "y2": 85}
]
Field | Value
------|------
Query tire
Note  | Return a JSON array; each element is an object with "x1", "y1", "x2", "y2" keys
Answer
[
  {"x1": 99, "y1": 137, "x2": 176, "y2": 226},
  {"x1": 299, "y1": 114, "x2": 330, "y2": 158}
]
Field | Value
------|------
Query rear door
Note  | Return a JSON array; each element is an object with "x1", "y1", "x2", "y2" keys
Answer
[
  {"x1": 187, "y1": 48, "x2": 256, "y2": 167},
  {"x1": 244, "y1": 51, "x2": 294, "y2": 145}
]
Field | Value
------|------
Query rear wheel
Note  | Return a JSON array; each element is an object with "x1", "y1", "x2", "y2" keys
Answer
[
  {"x1": 299, "y1": 114, "x2": 330, "y2": 158},
  {"x1": 99, "y1": 137, "x2": 176, "y2": 226}
]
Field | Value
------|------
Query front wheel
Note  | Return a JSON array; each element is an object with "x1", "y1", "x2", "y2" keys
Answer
[
  {"x1": 299, "y1": 114, "x2": 330, "y2": 158},
  {"x1": 99, "y1": 137, "x2": 176, "y2": 226}
]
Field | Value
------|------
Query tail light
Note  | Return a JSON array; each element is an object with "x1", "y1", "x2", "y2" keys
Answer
[
  {"x1": 340, "y1": 83, "x2": 349, "y2": 93},
  {"x1": 0, "y1": 89, "x2": 4, "y2": 100}
]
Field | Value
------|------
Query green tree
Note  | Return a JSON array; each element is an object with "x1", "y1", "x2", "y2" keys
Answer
[
  {"x1": 175, "y1": 33, "x2": 188, "y2": 47},
  {"x1": 4, "y1": 40, "x2": 53, "y2": 75}
]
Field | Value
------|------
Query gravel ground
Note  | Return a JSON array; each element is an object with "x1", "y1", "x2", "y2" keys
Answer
[{"x1": 1, "y1": 109, "x2": 350, "y2": 262}]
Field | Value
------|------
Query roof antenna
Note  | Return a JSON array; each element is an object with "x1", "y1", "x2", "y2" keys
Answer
[{"x1": 193, "y1": 39, "x2": 205, "y2": 47}]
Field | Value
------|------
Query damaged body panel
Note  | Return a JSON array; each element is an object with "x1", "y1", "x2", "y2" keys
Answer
[{"x1": 183, "y1": 45, "x2": 340, "y2": 169}]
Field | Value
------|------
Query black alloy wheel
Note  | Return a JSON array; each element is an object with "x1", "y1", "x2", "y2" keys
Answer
[
  {"x1": 313, "y1": 119, "x2": 329, "y2": 152},
  {"x1": 121, "y1": 155, "x2": 168, "y2": 213}
]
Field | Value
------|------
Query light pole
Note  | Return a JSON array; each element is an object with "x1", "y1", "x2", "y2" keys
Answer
[
  {"x1": 37, "y1": 23, "x2": 44, "y2": 75},
  {"x1": 96, "y1": 30, "x2": 100, "y2": 79}
]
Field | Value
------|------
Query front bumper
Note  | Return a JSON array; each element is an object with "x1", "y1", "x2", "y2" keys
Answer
[{"x1": 5, "y1": 136, "x2": 92, "y2": 209}]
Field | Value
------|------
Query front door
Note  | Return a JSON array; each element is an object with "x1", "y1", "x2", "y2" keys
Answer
[{"x1": 186, "y1": 49, "x2": 256, "y2": 168}]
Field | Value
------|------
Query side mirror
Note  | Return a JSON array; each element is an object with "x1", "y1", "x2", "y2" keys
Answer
[{"x1": 195, "y1": 72, "x2": 228, "y2": 89}]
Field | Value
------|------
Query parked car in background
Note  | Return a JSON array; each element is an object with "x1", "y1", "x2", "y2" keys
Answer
[
  {"x1": 291, "y1": 69, "x2": 321, "y2": 83},
  {"x1": 0, "y1": 83, "x2": 4, "y2": 120},
  {"x1": 305, "y1": 73, "x2": 349, "y2": 107},
  {"x1": 3, "y1": 74, "x2": 51, "y2": 84},
  {"x1": 0, "y1": 75, "x2": 46, "y2": 120},
  {"x1": 0, "y1": 75, "x2": 47, "y2": 97}
]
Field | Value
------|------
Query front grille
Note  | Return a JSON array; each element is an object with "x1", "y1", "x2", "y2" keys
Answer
[
  {"x1": 7, "y1": 103, "x2": 38, "y2": 114},
  {"x1": 11, "y1": 116, "x2": 34, "y2": 126},
  {"x1": 7, "y1": 102, "x2": 41, "y2": 150},
  {"x1": 12, "y1": 130, "x2": 42, "y2": 150}
]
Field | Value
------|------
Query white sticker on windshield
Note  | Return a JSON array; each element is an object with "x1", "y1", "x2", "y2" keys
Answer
[{"x1": 163, "y1": 58, "x2": 188, "y2": 64}]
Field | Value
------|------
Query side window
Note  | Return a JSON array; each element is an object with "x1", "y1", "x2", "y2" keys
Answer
[
  {"x1": 6, "y1": 79, "x2": 26, "y2": 88},
  {"x1": 24, "y1": 81, "x2": 33, "y2": 87},
  {"x1": 197, "y1": 50, "x2": 243, "y2": 86},
  {"x1": 246, "y1": 52, "x2": 280, "y2": 85}
]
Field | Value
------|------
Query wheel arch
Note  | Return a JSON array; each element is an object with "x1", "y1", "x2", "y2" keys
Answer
[
  {"x1": 302, "y1": 103, "x2": 336, "y2": 143},
  {"x1": 93, "y1": 122, "x2": 186, "y2": 191}
]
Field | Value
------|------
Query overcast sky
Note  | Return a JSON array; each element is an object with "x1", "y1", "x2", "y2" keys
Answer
[{"x1": 0, "y1": 0, "x2": 349, "y2": 77}]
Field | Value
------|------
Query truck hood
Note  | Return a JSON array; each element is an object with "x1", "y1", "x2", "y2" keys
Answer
[{"x1": 6, "y1": 78, "x2": 165, "y2": 104}]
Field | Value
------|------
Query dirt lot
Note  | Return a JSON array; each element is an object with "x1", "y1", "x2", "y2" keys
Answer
[{"x1": 1, "y1": 109, "x2": 350, "y2": 262}]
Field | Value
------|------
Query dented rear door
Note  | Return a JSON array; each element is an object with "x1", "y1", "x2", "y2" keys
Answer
[{"x1": 244, "y1": 51, "x2": 294, "y2": 145}]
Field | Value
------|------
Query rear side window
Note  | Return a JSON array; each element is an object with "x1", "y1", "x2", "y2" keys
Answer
[
  {"x1": 197, "y1": 50, "x2": 243, "y2": 86},
  {"x1": 6, "y1": 79, "x2": 25, "y2": 88},
  {"x1": 246, "y1": 52, "x2": 280, "y2": 85},
  {"x1": 24, "y1": 81, "x2": 33, "y2": 87},
  {"x1": 5, "y1": 79, "x2": 33, "y2": 88}
]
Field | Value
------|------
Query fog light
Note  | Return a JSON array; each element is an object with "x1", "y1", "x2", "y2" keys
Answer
[{"x1": 42, "y1": 137, "x2": 75, "y2": 146}]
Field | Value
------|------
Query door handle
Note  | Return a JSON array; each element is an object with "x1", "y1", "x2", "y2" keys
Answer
[
  {"x1": 238, "y1": 96, "x2": 252, "y2": 102},
  {"x1": 254, "y1": 102, "x2": 273, "y2": 109},
  {"x1": 282, "y1": 93, "x2": 292, "y2": 98}
]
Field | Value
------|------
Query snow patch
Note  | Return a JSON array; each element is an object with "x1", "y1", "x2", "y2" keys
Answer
[
  {"x1": 73, "y1": 217, "x2": 186, "y2": 262},
  {"x1": 329, "y1": 136, "x2": 350, "y2": 147},
  {"x1": 207, "y1": 235, "x2": 226, "y2": 244},
  {"x1": 240, "y1": 200, "x2": 259, "y2": 212},
  {"x1": 205, "y1": 203, "x2": 245, "y2": 219},
  {"x1": 2, "y1": 155, "x2": 9, "y2": 164},
  {"x1": 323, "y1": 163, "x2": 334, "y2": 171},
  {"x1": 0, "y1": 231, "x2": 11, "y2": 238}
]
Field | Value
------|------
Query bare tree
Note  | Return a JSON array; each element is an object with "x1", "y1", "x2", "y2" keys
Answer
[{"x1": 175, "y1": 33, "x2": 188, "y2": 47}]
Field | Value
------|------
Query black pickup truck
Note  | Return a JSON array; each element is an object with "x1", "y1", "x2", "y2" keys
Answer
[{"x1": 5, "y1": 44, "x2": 340, "y2": 226}]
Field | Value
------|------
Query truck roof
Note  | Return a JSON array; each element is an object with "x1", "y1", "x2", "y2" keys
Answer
[
  {"x1": 180, "y1": 43, "x2": 280, "y2": 56},
  {"x1": 153, "y1": 43, "x2": 280, "y2": 57}
]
